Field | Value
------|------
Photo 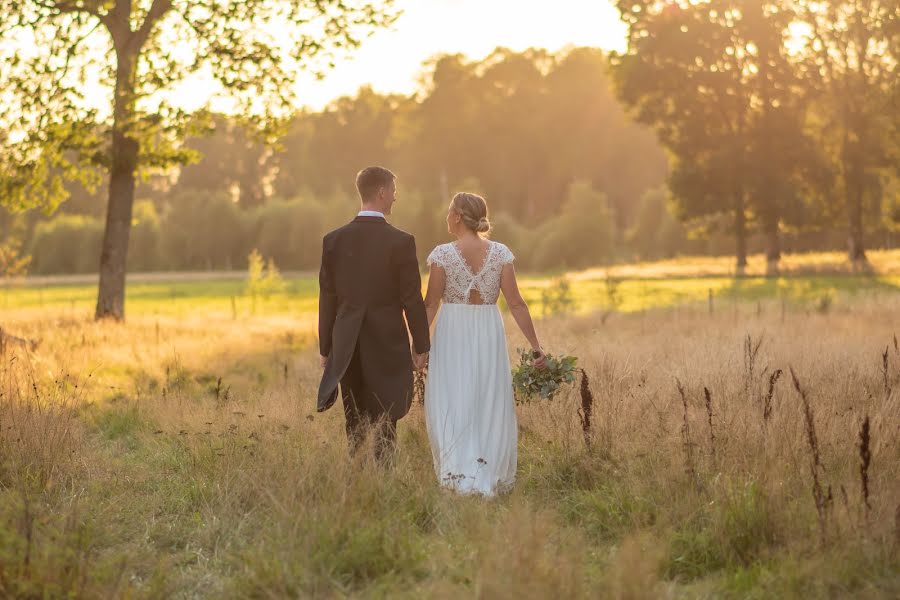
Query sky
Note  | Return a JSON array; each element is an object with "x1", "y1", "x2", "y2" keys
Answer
[
  {"x1": 0, "y1": 1, "x2": 628, "y2": 139},
  {"x1": 280, "y1": 0, "x2": 627, "y2": 109}
]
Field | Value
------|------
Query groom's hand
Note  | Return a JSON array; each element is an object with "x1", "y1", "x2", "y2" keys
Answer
[
  {"x1": 413, "y1": 352, "x2": 428, "y2": 371},
  {"x1": 319, "y1": 355, "x2": 328, "y2": 368}
]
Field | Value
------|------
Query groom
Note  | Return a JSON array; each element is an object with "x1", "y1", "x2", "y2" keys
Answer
[{"x1": 317, "y1": 166, "x2": 430, "y2": 460}]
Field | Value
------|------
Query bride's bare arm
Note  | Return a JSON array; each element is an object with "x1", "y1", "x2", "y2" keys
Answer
[
  {"x1": 424, "y1": 264, "x2": 445, "y2": 327},
  {"x1": 500, "y1": 263, "x2": 545, "y2": 367}
]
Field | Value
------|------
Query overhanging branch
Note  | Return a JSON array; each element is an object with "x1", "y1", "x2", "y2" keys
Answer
[{"x1": 133, "y1": 0, "x2": 173, "y2": 51}]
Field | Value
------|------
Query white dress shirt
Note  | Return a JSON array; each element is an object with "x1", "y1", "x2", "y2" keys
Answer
[{"x1": 357, "y1": 210, "x2": 385, "y2": 218}]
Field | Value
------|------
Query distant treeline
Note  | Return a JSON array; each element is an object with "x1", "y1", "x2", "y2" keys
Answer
[
  {"x1": 25, "y1": 183, "x2": 884, "y2": 275},
  {"x1": 4, "y1": 45, "x2": 898, "y2": 275}
]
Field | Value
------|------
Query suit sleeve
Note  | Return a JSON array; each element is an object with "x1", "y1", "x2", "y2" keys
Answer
[
  {"x1": 318, "y1": 235, "x2": 337, "y2": 357},
  {"x1": 398, "y1": 234, "x2": 431, "y2": 354}
]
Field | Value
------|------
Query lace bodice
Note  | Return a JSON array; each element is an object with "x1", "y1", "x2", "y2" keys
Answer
[{"x1": 427, "y1": 241, "x2": 515, "y2": 305}]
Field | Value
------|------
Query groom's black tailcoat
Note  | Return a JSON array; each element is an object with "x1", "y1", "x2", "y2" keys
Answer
[{"x1": 317, "y1": 216, "x2": 430, "y2": 423}]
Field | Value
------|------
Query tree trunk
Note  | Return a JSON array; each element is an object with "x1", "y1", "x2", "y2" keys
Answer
[
  {"x1": 238, "y1": 172, "x2": 265, "y2": 209},
  {"x1": 237, "y1": 144, "x2": 267, "y2": 209},
  {"x1": 95, "y1": 51, "x2": 138, "y2": 320},
  {"x1": 841, "y1": 102, "x2": 867, "y2": 266},
  {"x1": 757, "y1": 22, "x2": 778, "y2": 279},
  {"x1": 765, "y1": 220, "x2": 780, "y2": 277},
  {"x1": 734, "y1": 189, "x2": 747, "y2": 276},
  {"x1": 847, "y1": 169, "x2": 867, "y2": 266}
]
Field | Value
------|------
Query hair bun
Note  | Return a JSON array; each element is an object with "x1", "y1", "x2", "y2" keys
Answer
[{"x1": 452, "y1": 191, "x2": 491, "y2": 234}]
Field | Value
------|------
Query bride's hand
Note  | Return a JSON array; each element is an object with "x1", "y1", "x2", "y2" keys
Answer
[{"x1": 532, "y1": 349, "x2": 547, "y2": 370}]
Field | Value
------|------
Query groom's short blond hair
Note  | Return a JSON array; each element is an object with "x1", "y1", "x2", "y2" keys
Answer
[{"x1": 356, "y1": 166, "x2": 395, "y2": 202}]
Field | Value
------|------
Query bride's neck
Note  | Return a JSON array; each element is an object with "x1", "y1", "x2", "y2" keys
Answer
[{"x1": 455, "y1": 230, "x2": 480, "y2": 243}]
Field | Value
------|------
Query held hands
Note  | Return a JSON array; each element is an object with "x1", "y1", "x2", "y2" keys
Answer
[
  {"x1": 413, "y1": 351, "x2": 429, "y2": 372},
  {"x1": 322, "y1": 352, "x2": 429, "y2": 370}
]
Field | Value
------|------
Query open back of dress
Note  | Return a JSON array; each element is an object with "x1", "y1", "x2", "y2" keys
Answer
[{"x1": 427, "y1": 241, "x2": 515, "y2": 305}]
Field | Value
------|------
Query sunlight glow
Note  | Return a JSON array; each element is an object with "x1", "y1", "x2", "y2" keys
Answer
[{"x1": 176, "y1": 0, "x2": 627, "y2": 111}]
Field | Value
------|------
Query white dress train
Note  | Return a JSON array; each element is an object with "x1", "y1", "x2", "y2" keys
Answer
[{"x1": 424, "y1": 241, "x2": 517, "y2": 497}]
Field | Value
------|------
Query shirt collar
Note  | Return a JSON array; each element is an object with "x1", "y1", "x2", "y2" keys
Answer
[{"x1": 357, "y1": 210, "x2": 385, "y2": 219}]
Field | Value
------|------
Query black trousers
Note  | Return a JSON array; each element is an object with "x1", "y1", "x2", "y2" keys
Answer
[{"x1": 340, "y1": 342, "x2": 397, "y2": 462}]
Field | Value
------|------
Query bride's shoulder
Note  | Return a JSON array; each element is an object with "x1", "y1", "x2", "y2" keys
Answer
[
  {"x1": 427, "y1": 242, "x2": 453, "y2": 266},
  {"x1": 490, "y1": 240, "x2": 515, "y2": 264}
]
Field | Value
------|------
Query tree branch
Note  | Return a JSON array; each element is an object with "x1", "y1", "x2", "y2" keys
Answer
[
  {"x1": 46, "y1": 1, "x2": 113, "y2": 30},
  {"x1": 51, "y1": 1, "x2": 102, "y2": 18},
  {"x1": 134, "y1": 0, "x2": 173, "y2": 51},
  {"x1": 54, "y1": 0, "x2": 92, "y2": 13},
  {"x1": 53, "y1": 17, "x2": 104, "y2": 93}
]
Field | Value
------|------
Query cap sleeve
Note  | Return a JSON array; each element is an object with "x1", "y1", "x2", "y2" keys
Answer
[
  {"x1": 497, "y1": 242, "x2": 515, "y2": 265},
  {"x1": 427, "y1": 244, "x2": 445, "y2": 268}
]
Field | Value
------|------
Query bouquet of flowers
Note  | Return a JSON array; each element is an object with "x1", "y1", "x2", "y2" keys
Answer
[{"x1": 511, "y1": 348, "x2": 579, "y2": 404}]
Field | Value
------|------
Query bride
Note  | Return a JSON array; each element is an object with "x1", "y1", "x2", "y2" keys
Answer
[{"x1": 423, "y1": 192, "x2": 546, "y2": 496}]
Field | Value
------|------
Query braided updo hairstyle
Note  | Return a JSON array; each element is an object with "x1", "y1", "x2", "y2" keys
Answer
[{"x1": 451, "y1": 192, "x2": 491, "y2": 235}]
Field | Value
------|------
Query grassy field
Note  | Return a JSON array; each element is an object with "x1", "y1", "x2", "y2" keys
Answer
[
  {"x1": 5, "y1": 255, "x2": 900, "y2": 320},
  {"x1": 1, "y1": 255, "x2": 899, "y2": 597}
]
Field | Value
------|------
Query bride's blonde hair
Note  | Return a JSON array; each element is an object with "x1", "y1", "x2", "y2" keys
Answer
[{"x1": 452, "y1": 192, "x2": 491, "y2": 235}]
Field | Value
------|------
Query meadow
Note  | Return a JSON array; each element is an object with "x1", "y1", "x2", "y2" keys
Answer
[
  {"x1": 7, "y1": 247, "x2": 900, "y2": 320},
  {"x1": 1, "y1": 252, "x2": 899, "y2": 598}
]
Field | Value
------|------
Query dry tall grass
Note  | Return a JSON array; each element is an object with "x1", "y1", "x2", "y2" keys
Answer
[{"x1": 0, "y1": 296, "x2": 898, "y2": 598}]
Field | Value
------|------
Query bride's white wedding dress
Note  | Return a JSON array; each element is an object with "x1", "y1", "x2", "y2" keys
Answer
[{"x1": 425, "y1": 240, "x2": 517, "y2": 496}]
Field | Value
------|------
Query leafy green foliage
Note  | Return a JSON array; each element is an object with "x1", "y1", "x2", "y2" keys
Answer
[
  {"x1": 270, "y1": 48, "x2": 667, "y2": 229},
  {"x1": 29, "y1": 214, "x2": 104, "y2": 273},
  {"x1": 0, "y1": 1, "x2": 399, "y2": 212},
  {"x1": 531, "y1": 181, "x2": 617, "y2": 270},
  {"x1": 0, "y1": 236, "x2": 31, "y2": 280},
  {"x1": 540, "y1": 277, "x2": 575, "y2": 317},
  {"x1": 512, "y1": 348, "x2": 579, "y2": 404},
  {"x1": 611, "y1": 0, "x2": 899, "y2": 265},
  {"x1": 245, "y1": 249, "x2": 285, "y2": 304},
  {"x1": 1, "y1": 2, "x2": 400, "y2": 320}
]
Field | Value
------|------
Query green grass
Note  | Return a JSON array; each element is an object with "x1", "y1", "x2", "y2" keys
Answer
[
  {"x1": 519, "y1": 274, "x2": 900, "y2": 314},
  {"x1": 5, "y1": 271, "x2": 900, "y2": 317},
  {"x1": 1, "y1": 279, "x2": 319, "y2": 319}
]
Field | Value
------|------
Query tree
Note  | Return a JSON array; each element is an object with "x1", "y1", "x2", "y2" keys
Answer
[
  {"x1": 175, "y1": 113, "x2": 273, "y2": 210},
  {"x1": 401, "y1": 47, "x2": 667, "y2": 230},
  {"x1": 0, "y1": 0, "x2": 397, "y2": 319},
  {"x1": 0, "y1": 237, "x2": 32, "y2": 281},
  {"x1": 794, "y1": 0, "x2": 899, "y2": 264},
  {"x1": 612, "y1": 0, "x2": 817, "y2": 273},
  {"x1": 736, "y1": 1, "x2": 823, "y2": 273},
  {"x1": 628, "y1": 186, "x2": 690, "y2": 259},
  {"x1": 271, "y1": 87, "x2": 404, "y2": 200},
  {"x1": 544, "y1": 47, "x2": 667, "y2": 237},
  {"x1": 532, "y1": 181, "x2": 616, "y2": 270},
  {"x1": 613, "y1": 1, "x2": 745, "y2": 271},
  {"x1": 400, "y1": 53, "x2": 481, "y2": 205},
  {"x1": 0, "y1": 206, "x2": 35, "y2": 279}
]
